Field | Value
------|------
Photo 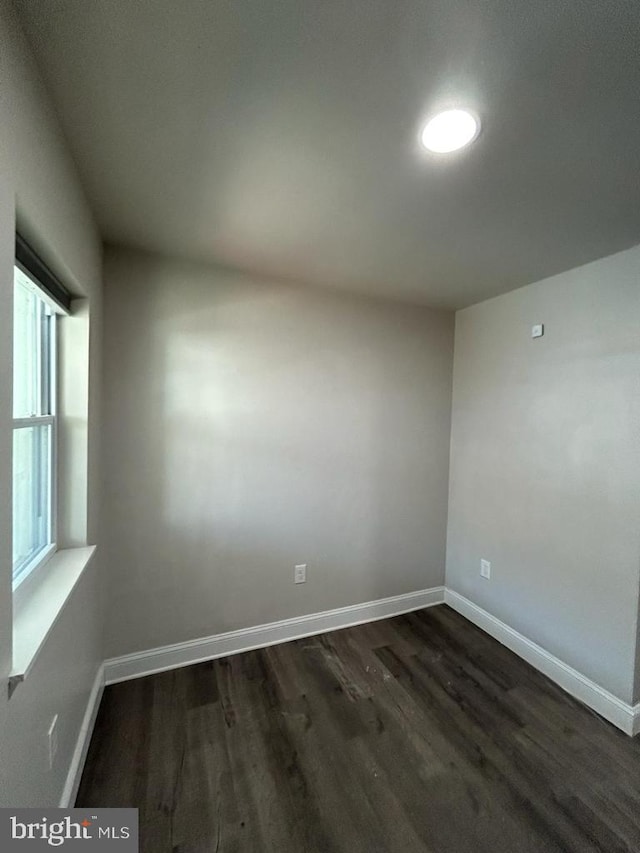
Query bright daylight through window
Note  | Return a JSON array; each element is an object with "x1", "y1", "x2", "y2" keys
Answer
[{"x1": 12, "y1": 266, "x2": 57, "y2": 587}]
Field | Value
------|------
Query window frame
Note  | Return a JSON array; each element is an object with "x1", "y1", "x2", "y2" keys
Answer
[{"x1": 11, "y1": 239, "x2": 68, "y2": 593}]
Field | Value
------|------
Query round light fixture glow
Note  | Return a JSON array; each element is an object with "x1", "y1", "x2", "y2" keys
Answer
[{"x1": 421, "y1": 109, "x2": 480, "y2": 153}]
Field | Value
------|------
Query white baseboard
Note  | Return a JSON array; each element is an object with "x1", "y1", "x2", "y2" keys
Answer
[
  {"x1": 445, "y1": 588, "x2": 640, "y2": 737},
  {"x1": 104, "y1": 586, "x2": 445, "y2": 685},
  {"x1": 99, "y1": 584, "x2": 640, "y2": 738},
  {"x1": 59, "y1": 663, "x2": 105, "y2": 807}
]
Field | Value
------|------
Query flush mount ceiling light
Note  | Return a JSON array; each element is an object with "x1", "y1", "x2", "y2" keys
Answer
[{"x1": 420, "y1": 109, "x2": 480, "y2": 153}]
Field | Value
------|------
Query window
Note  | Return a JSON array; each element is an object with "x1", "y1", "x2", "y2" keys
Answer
[
  {"x1": 12, "y1": 236, "x2": 72, "y2": 592},
  {"x1": 12, "y1": 266, "x2": 57, "y2": 587}
]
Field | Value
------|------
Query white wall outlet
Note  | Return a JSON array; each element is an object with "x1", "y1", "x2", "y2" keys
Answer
[
  {"x1": 48, "y1": 715, "x2": 58, "y2": 770},
  {"x1": 531, "y1": 323, "x2": 544, "y2": 338},
  {"x1": 294, "y1": 564, "x2": 307, "y2": 584},
  {"x1": 480, "y1": 559, "x2": 491, "y2": 579}
]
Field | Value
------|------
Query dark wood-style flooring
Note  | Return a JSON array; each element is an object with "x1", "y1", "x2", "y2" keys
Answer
[{"x1": 77, "y1": 606, "x2": 640, "y2": 852}]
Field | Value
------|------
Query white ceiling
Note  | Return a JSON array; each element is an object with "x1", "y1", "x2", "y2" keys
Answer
[{"x1": 13, "y1": 0, "x2": 640, "y2": 308}]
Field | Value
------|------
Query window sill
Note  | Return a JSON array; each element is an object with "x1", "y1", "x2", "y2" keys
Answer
[{"x1": 9, "y1": 545, "x2": 96, "y2": 698}]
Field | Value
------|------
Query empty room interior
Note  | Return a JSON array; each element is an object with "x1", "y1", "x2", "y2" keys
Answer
[{"x1": 2, "y1": 0, "x2": 640, "y2": 850}]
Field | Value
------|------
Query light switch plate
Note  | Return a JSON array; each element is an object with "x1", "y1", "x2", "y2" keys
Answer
[{"x1": 531, "y1": 324, "x2": 544, "y2": 338}]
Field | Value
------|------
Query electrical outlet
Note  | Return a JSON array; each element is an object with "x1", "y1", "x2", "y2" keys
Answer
[
  {"x1": 294, "y1": 564, "x2": 307, "y2": 584},
  {"x1": 480, "y1": 559, "x2": 491, "y2": 579},
  {"x1": 48, "y1": 715, "x2": 58, "y2": 770}
]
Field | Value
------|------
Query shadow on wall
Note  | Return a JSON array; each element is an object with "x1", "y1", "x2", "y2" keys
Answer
[{"x1": 104, "y1": 259, "x2": 453, "y2": 658}]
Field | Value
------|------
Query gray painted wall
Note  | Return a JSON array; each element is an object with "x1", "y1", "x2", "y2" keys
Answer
[
  {"x1": 0, "y1": 1, "x2": 103, "y2": 806},
  {"x1": 102, "y1": 248, "x2": 454, "y2": 658},
  {"x1": 446, "y1": 245, "x2": 640, "y2": 704}
]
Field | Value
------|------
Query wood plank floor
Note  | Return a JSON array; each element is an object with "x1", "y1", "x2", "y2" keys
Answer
[{"x1": 77, "y1": 606, "x2": 640, "y2": 852}]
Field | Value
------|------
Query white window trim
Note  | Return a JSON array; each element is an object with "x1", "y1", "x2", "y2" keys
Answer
[
  {"x1": 10, "y1": 545, "x2": 97, "y2": 697},
  {"x1": 8, "y1": 241, "x2": 94, "y2": 700}
]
